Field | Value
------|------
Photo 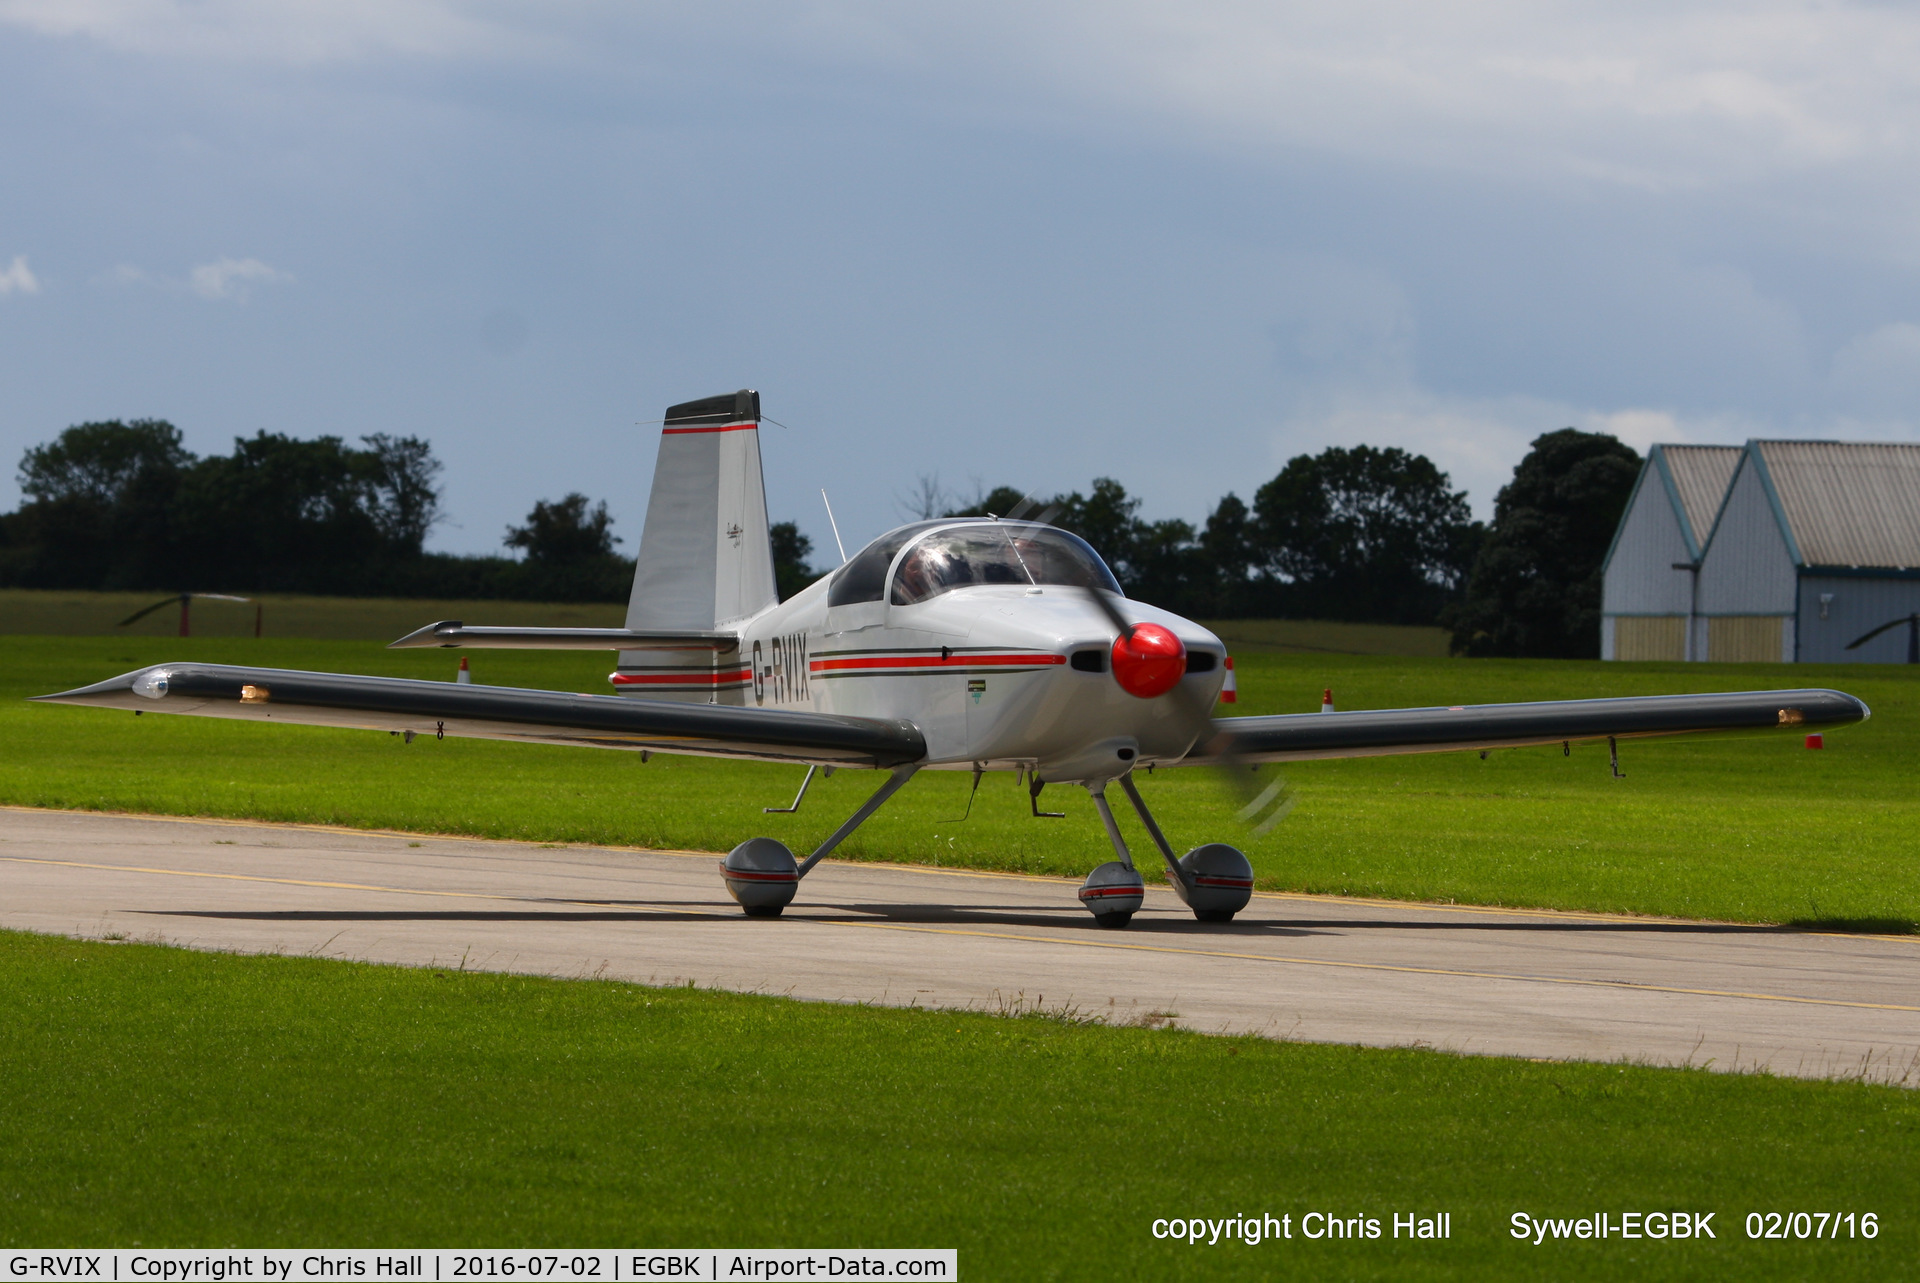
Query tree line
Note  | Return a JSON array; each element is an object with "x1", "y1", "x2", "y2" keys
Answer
[
  {"x1": 0, "y1": 420, "x2": 631, "y2": 603},
  {"x1": 0, "y1": 418, "x2": 1639, "y2": 657}
]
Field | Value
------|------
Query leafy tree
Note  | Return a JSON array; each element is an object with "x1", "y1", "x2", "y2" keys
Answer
[
  {"x1": 770, "y1": 521, "x2": 818, "y2": 601},
  {"x1": 1050, "y1": 477, "x2": 1142, "y2": 577},
  {"x1": 170, "y1": 432, "x2": 444, "y2": 592},
  {"x1": 362, "y1": 433, "x2": 442, "y2": 551},
  {"x1": 1252, "y1": 445, "x2": 1479, "y2": 624},
  {"x1": 18, "y1": 419, "x2": 192, "y2": 506},
  {"x1": 1126, "y1": 515, "x2": 1203, "y2": 608},
  {"x1": 8, "y1": 420, "x2": 194, "y2": 588},
  {"x1": 504, "y1": 493, "x2": 620, "y2": 564},
  {"x1": 1197, "y1": 493, "x2": 1263, "y2": 616},
  {"x1": 943, "y1": 485, "x2": 1035, "y2": 520},
  {"x1": 1446, "y1": 429, "x2": 1641, "y2": 657}
]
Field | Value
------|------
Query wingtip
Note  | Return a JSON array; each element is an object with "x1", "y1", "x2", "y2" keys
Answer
[
  {"x1": 388, "y1": 619, "x2": 462, "y2": 649},
  {"x1": 30, "y1": 669, "x2": 144, "y2": 703}
]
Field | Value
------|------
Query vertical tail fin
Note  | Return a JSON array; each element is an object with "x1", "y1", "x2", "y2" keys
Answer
[
  {"x1": 626, "y1": 389, "x2": 778, "y2": 630},
  {"x1": 618, "y1": 389, "x2": 775, "y2": 703}
]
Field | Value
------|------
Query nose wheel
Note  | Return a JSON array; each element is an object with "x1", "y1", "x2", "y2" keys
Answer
[
  {"x1": 1075, "y1": 775, "x2": 1254, "y2": 925},
  {"x1": 1077, "y1": 861, "x2": 1145, "y2": 926}
]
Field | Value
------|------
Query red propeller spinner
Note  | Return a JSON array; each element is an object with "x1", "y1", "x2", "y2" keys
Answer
[{"x1": 1110, "y1": 623, "x2": 1187, "y2": 698}]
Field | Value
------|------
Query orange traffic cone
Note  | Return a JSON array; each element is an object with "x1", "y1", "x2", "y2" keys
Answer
[
  {"x1": 457, "y1": 656, "x2": 472, "y2": 684},
  {"x1": 1320, "y1": 687, "x2": 1335, "y2": 713},
  {"x1": 1218, "y1": 656, "x2": 1237, "y2": 704}
]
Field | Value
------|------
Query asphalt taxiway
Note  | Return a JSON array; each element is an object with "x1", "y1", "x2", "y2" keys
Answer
[{"x1": 4, "y1": 807, "x2": 1916, "y2": 1084}]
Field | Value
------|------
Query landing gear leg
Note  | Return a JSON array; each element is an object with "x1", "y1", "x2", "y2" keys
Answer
[
  {"x1": 719, "y1": 765, "x2": 920, "y2": 916},
  {"x1": 1115, "y1": 772, "x2": 1253, "y2": 923},
  {"x1": 796, "y1": 764, "x2": 920, "y2": 878},
  {"x1": 1077, "y1": 783, "x2": 1146, "y2": 928}
]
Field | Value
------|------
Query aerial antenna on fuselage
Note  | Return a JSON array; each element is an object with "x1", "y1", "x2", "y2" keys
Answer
[{"x1": 820, "y1": 489, "x2": 848, "y2": 565}]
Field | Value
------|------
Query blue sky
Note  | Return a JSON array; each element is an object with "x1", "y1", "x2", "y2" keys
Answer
[{"x1": 4, "y1": 2, "x2": 1920, "y2": 559}]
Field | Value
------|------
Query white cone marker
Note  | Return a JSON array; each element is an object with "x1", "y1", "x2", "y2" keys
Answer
[
  {"x1": 1320, "y1": 687, "x2": 1335, "y2": 713},
  {"x1": 457, "y1": 656, "x2": 472, "y2": 684},
  {"x1": 1219, "y1": 656, "x2": 1237, "y2": 704}
]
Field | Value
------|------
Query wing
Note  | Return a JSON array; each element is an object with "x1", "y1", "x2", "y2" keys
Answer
[
  {"x1": 388, "y1": 620, "x2": 737, "y2": 651},
  {"x1": 32, "y1": 663, "x2": 925, "y2": 768},
  {"x1": 1189, "y1": 688, "x2": 1869, "y2": 764}
]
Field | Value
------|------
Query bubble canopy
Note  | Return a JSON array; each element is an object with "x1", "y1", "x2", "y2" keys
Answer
[{"x1": 825, "y1": 521, "x2": 1122, "y2": 607}]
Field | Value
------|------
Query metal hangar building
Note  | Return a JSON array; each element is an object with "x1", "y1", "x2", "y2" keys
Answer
[{"x1": 1601, "y1": 440, "x2": 1920, "y2": 663}]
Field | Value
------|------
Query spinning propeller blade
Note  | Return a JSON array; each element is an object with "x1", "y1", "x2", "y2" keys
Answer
[
  {"x1": 1072, "y1": 578, "x2": 1292, "y2": 833},
  {"x1": 116, "y1": 594, "x2": 186, "y2": 627},
  {"x1": 1845, "y1": 613, "x2": 1919, "y2": 650},
  {"x1": 116, "y1": 592, "x2": 255, "y2": 628},
  {"x1": 994, "y1": 499, "x2": 1292, "y2": 832}
]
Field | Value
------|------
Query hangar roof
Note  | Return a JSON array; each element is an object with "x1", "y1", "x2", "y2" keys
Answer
[
  {"x1": 1751, "y1": 440, "x2": 1920, "y2": 570},
  {"x1": 1658, "y1": 445, "x2": 1742, "y2": 558}
]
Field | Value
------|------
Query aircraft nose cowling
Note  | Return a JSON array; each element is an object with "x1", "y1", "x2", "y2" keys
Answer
[{"x1": 1111, "y1": 623, "x2": 1186, "y2": 698}]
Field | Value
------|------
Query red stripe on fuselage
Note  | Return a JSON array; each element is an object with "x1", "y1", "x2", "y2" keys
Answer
[
  {"x1": 661, "y1": 422, "x2": 759, "y2": 435},
  {"x1": 610, "y1": 669, "x2": 752, "y2": 686},
  {"x1": 809, "y1": 654, "x2": 1063, "y2": 673}
]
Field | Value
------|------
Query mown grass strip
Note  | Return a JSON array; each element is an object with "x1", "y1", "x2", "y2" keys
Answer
[{"x1": 0, "y1": 930, "x2": 1913, "y2": 1280}]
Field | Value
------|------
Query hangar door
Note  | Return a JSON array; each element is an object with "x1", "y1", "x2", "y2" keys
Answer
[
  {"x1": 1708, "y1": 616, "x2": 1788, "y2": 663},
  {"x1": 1613, "y1": 616, "x2": 1685, "y2": 661}
]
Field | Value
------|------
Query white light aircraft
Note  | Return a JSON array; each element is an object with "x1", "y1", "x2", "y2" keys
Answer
[{"x1": 39, "y1": 390, "x2": 1870, "y2": 926}]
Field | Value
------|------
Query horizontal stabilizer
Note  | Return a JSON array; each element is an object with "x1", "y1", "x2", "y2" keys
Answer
[
  {"x1": 1193, "y1": 688, "x2": 1869, "y2": 764},
  {"x1": 389, "y1": 620, "x2": 738, "y2": 652},
  {"x1": 34, "y1": 663, "x2": 924, "y2": 768}
]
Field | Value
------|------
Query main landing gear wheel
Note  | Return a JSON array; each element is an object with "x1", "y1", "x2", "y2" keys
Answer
[
  {"x1": 718, "y1": 765, "x2": 923, "y2": 917},
  {"x1": 720, "y1": 837, "x2": 798, "y2": 916},
  {"x1": 1078, "y1": 860, "x2": 1145, "y2": 928},
  {"x1": 1172, "y1": 843, "x2": 1254, "y2": 923}
]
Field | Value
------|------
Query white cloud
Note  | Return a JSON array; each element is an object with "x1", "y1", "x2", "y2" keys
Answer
[
  {"x1": 0, "y1": 255, "x2": 40, "y2": 295},
  {"x1": 189, "y1": 256, "x2": 292, "y2": 301}
]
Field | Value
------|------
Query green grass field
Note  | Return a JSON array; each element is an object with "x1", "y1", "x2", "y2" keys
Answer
[
  {"x1": 1, "y1": 929, "x2": 1911, "y2": 1279},
  {"x1": 5, "y1": 635, "x2": 1915, "y2": 928},
  {"x1": 0, "y1": 588, "x2": 1448, "y2": 654},
  {"x1": 0, "y1": 588, "x2": 627, "y2": 640},
  {"x1": 1201, "y1": 616, "x2": 1451, "y2": 656}
]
